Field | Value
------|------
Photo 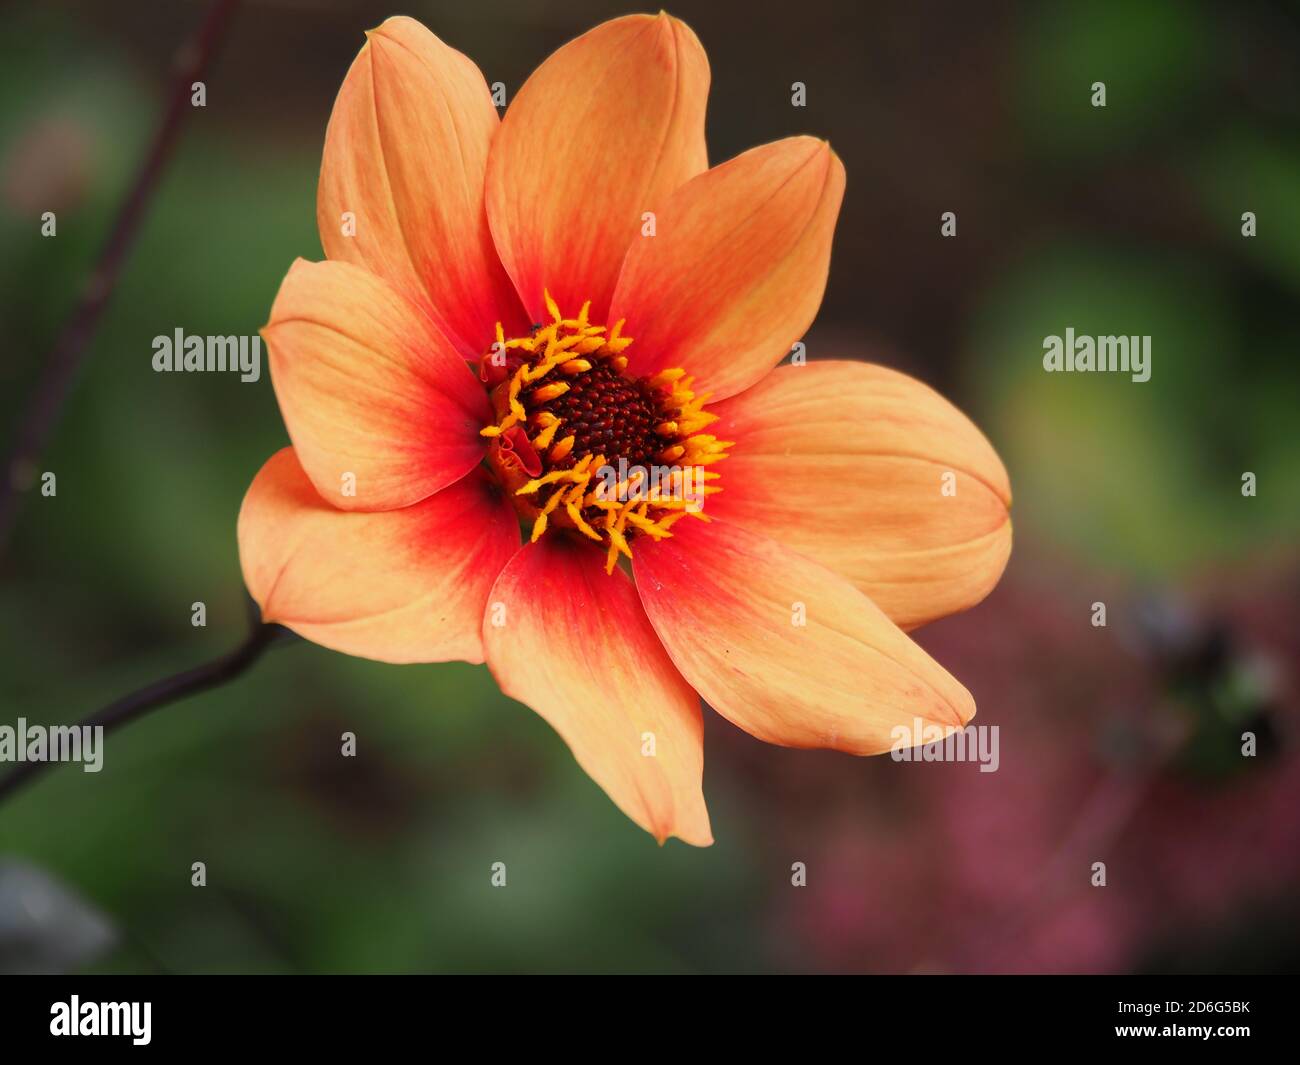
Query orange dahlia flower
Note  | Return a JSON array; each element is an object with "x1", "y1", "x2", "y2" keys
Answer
[{"x1": 237, "y1": 14, "x2": 1012, "y2": 846}]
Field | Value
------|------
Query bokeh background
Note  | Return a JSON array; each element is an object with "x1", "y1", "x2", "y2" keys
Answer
[{"x1": 1, "y1": 0, "x2": 1297, "y2": 974}]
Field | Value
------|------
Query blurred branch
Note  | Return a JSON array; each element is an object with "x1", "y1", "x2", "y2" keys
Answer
[
  {"x1": 0, "y1": 0, "x2": 242, "y2": 554},
  {"x1": 0, "y1": 616, "x2": 286, "y2": 807}
]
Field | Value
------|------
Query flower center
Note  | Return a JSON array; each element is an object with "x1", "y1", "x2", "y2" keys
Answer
[{"x1": 480, "y1": 293, "x2": 730, "y2": 572}]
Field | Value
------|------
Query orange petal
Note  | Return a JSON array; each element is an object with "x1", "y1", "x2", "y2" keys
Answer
[
  {"x1": 317, "y1": 16, "x2": 525, "y2": 356},
  {"x1": 709, "y1": 361, "x2": 1012, "y2": 630},
  {"x1": 483, "y1": 536, "x2": 712, "y2": 846},
  {"x1": 611, "y1": 136, "x2": 845, "y2": 401},
  {"x1": 263, "y1": 258, "x2": 489, "y2": 511},
  {"x1": 238, "y1": 449, "x2": 519, "y2": 664},
  {"x1": 632, "y1": 519, "x2": 974, "y2": 754},
  {"x1": 485, "y1": 13, "x2": 709, "y2": 323}
]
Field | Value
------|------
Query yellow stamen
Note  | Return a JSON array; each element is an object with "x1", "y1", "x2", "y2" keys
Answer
[
  {"x1": 531, "y1": 418, "x2": 562, "y2": 451},
  {"x1": 566, "y1": 500, "x2": 602, "y2": 541},
  {"x1": 480, "y1": 297, "x2": 730, "y2": 573},
  {"x1": 549, "y1": 435, "x2": 575, "y2": 463},
  {"x1": 531, "y1": 381, "x2": 570, "y2": 403}
]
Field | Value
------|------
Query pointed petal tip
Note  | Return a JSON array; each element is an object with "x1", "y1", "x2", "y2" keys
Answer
[
  {"x1": 655, "y1": 811, "x2": 714, "y2": 848},
  {"x1": 363, "y1": 17, "x2": 428, "y2": 54},
  {"x1": 656, "y1": 827, "x2": 715, "y2": 848},
  {"x1": 951, "y1": 685, "x2": 977, "y2": 729},
  {"x1": 363, "y1": 14, "x2": 417, "y2": 41},
  {"x1": 652, "y1": 10, "x2": 694, "y2": 39}
]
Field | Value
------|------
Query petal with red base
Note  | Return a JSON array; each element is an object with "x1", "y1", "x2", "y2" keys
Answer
[
  {"x1": 263, "y1": 258, "x2": 490, "y2": 511},
  {"x1": 633, "y1": 518, "x2": 975, "y2": 754},
  {"x1": 485, "y1": 13, "x2": 710, "y2": 323},
  {"x1": 238, "y1": 449, "x2": 518, "y2": 664},
  {"x1": 611, "y1": 136, "x2": 845, "y2": 402},
  {"x1": 709, "y1": 361, "x2": 1013, "y2": 630},
  {"x1": 483, "y1": 535, "x2": 712, "y2": 846},
  {"x1": 317, "y1": 15, "x2": 525, "y2": 356}
]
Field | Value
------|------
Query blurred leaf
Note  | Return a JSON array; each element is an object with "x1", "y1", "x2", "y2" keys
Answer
[
  {"x1": 1017, "y1": 0, "x2": 1215, "y2": 161},
  {"x1": 1196, "y1": 131, "x2": 1300, "y2": 293},
  {"x1": 967, "y1": 242, "x2": 1300, "y2": 575},
  {"x1": 0, "y1": 858, "x2": 117, "y2": 974}
]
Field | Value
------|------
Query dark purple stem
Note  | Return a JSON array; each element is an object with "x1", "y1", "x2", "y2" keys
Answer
[
  {"x1": 0, "y1": 619, "x2": 283, "y2": 807},
  {"x1": 0, "y1": 0, "x2": 241, "y2": 552}
]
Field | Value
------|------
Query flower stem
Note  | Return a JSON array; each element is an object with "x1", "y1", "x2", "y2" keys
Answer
[{"x1": 0, "y1": 617, "x2": 286, "y2": 807}]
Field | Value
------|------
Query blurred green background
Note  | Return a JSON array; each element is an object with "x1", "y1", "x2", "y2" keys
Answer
[{"x1": 1, "y1": 0, "x2": 1297, "y2": 973}]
